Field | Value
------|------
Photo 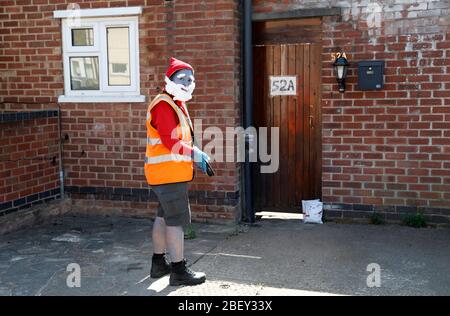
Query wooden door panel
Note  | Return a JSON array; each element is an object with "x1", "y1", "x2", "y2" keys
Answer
[
  {"x1": 287, "y1": 44, "x2": 296, "y2": 208},
  {"x1": 295, "y1": 44, "x2": 305, "y2": 207},
  {"x1": 272, "y1": 45, "x2": 281, "y2": 207}
]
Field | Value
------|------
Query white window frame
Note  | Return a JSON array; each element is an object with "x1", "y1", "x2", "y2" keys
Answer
[
  {"x1": 64, "y1": 22, "x2": 99, "y2": 53},
  {"x1": 100, "y1": 20, "x2": 137, "y2": 93},
  {"x1": 54, "y1": 7, "x2": 145, "y2": 103}
]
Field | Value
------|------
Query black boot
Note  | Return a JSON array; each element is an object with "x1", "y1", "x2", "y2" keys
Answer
[
  {"x1": 151, "y1": 254, "x2": 171, "y2": 279},
  {"x1": 169, "y1": 260, "x2": 206, "y2": 286}
]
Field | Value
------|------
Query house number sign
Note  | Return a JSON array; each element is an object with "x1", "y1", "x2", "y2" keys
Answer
[{"x1": 269, "y1": 76, "x2": 297, "y2": 96}]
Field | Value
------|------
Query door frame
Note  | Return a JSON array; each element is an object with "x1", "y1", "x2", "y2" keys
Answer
[{"x1": 251, "y1": 17, "x2": 324, "y2": 214}]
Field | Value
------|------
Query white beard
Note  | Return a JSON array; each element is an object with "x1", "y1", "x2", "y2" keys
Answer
[{"x1": 165, "y1": 76, "x2": 195, "y2": 102}]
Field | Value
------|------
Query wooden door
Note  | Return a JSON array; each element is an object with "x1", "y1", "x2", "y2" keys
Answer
[{"x1": 253, "y1": 43, "x2": 322, "y2": 213}]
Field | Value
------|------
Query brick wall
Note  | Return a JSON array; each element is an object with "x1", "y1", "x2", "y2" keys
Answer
[
  {"x1": 0, "y1": 110, "x2": 61, "y2": 216},
  {"x1": 0, "y1": 0, "x2": 242, "y2": 223},
  {"x1": 254, "y1": 0, "x2": 450, "y2": 224},
  {"x1": 2, "y1": 0, "x2": 449, "y2": 225}
]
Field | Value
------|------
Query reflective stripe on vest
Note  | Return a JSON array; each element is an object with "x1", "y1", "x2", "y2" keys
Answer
[
  {"x1": 147, "y1": 137, "x2": 162, "y2": 146},
  {"x1": 145, "y1": 154, "x2": 192, "y2": 164}
]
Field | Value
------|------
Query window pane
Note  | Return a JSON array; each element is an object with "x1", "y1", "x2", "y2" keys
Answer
[
  {"x1": 70, "y1": 57, "x2": 100, "y2": 90},
  {"x1": 71, "y1": 29, "x2": 94, "y2": 46},
  {"x1": 107, "y1": 27, "x2": 131, "y2": 86}
]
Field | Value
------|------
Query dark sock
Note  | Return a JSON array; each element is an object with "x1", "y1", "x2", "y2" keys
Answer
[
  {"x1": 171, "y1": 261, "x2": 185, "y2": 271},
  {"x1": 153, "y1": 253, "x2": 165, "y2": 260}
]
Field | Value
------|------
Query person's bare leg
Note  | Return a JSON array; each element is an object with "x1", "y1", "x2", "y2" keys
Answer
[
  {"x1": 150, "y1": 217, "x2": 171, "y2": 278},
  {"x1": 167, "y1": 225, "x2": 206, "y2": 286},
  {"x1": 166, "y1": 226, "x2": 184, "y2": 263},
  {"x1": 152, "y1": 217, "x2": 167, "y2": 255}
]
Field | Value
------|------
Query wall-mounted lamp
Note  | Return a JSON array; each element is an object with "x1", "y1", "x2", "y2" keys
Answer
[{"x1": 333, "y1": 53, "x2": 349, "y2": 93}]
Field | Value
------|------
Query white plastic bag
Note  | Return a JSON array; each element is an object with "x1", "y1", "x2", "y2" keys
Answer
[{"x1": 302, "y1": 200, "x2": 323, "y2": 224}]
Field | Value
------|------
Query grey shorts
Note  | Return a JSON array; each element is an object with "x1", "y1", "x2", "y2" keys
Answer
[{"x1": 151, "y1": 182, "x2": 191, "y2": 228}]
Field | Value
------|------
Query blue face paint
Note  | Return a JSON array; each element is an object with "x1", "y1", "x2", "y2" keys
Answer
[{"x1": 170, "y1": 69, "x2": 195, "y2": 89}]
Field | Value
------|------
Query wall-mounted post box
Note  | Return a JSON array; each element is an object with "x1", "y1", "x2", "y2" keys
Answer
[{"x1": 357, "y1": 60, "x2": 385, "y2": 90}]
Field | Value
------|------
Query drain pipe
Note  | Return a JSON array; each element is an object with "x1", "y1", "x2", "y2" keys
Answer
[
  {"x1": 243, "y1": 0, "x2": 255, "y2": 224},
  {"x1": 57, "y1": 106, "x2": 65, "y2": 198}
]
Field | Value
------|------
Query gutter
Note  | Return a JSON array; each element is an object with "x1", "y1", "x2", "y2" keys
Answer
[{"x1": 243, "y1": 0, "x2": 255, "y2": 224}]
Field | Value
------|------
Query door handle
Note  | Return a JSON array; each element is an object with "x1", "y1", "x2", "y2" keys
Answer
[{"x1": 309, "y1": 116, "x2": 314, "y2": 128}]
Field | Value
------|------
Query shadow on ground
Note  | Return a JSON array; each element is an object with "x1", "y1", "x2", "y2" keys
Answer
[{"x1": 0, "y1": 214, "x2": 449, "y2": 296}]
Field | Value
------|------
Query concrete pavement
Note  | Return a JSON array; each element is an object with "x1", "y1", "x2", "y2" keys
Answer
[{"x1": 0, "y1": 213, "x2": 449, "y2": 296}]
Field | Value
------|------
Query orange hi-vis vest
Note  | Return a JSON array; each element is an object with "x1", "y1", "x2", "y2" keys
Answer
[{"x1": 144, "y1": 93, "x2": 194, "y2": 186}]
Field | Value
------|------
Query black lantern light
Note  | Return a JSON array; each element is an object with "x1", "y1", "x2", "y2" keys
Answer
[{"x1": 333, "y1": 54, "x2": 349, "y2": 93}]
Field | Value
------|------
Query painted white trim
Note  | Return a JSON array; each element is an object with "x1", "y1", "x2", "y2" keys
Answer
[
  {"x1": 54, "y1": 6, "x2": 142, "y2": 19},
  {"x1": 58, "y1": 95, "x2": 146, "y2": 103}
]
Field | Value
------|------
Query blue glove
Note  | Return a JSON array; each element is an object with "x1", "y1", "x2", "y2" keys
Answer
[{"x1": 193, "y1": 146, "x2": 211, "y2": 174}]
